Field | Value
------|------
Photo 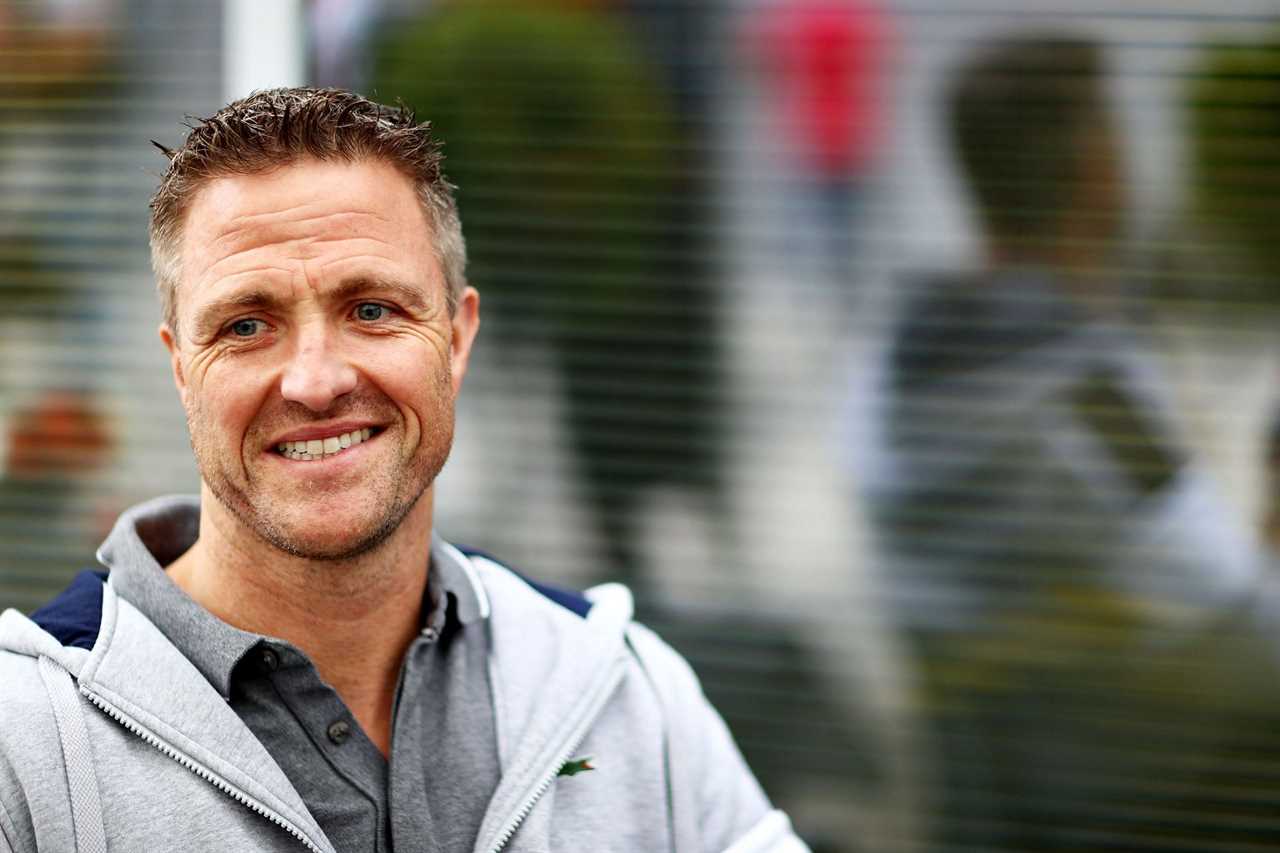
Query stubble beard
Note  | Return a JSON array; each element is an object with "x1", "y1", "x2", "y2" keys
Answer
[{"x1": 187, "y1": 384, "x2": 455, "y2": 563}]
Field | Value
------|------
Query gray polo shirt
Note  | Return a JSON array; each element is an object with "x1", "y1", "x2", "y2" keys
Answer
[{"x1": 99, "y1": 496, "x2": 500, "y2": 853}]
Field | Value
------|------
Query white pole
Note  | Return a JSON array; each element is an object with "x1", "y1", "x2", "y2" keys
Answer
[{"x1": 223, "y1": 0, "x2": 308, "y2": 102}]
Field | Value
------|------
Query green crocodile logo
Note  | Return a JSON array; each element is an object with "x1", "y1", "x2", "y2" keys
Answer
[{"x1": 558, "y1": 757, "x2": 595, "y2": 777}]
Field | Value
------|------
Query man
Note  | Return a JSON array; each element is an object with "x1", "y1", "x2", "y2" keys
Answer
[
  {"x1": 0, "y1": 88, "x2": 807, "y2": 853},
  {"x1": 871, "y1": 37, "x2": 1268, "y2": 850}
]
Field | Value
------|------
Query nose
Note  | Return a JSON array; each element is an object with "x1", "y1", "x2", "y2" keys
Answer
[{"x1": 279, "y1": 325, "x2": 358, "y2": 412}]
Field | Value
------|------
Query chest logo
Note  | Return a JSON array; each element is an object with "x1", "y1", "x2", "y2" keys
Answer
[{"x1": 558, "y1": 757, "x2": 595, "y2": 777}]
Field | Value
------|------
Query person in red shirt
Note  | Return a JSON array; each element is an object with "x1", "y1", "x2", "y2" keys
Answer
[{"x1": 745, "y1": 0, "x2": 894, "y2": 286}]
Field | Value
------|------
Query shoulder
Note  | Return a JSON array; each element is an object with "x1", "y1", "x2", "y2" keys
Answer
[
  {"x1": 446, "y1": 544, "x2": 744, "y2": 746},
  {"x1": 0, "y1": 571, "x2": 103, "y2": 725},
  {"x1": 454, "y1": 544, "x2": 595, "y2": 619},
  {"x1": 0, "y1": 645, "x2": 48, "y2": 711},
  {"x1": 625, "y1": 625, "x2": 783, "y2": 850},
  {"x1": 0, "y1": 601, "x2": 84, "y2": 716},
  {"x1": 622, "y1": 621, "x2": 705, "y2": 708},
  {"x1": 451, "y1": 544, "x2": 710, "y2": 706},
  {"x1": 891, "y1": 271, "x2": 1072, "y2": 391},
  {"x1": 0, "y1": 571, "x2": 109, "y2": 818},
  {"x1": 0, "y1": 645, "x2": 57, "y2": 788}
]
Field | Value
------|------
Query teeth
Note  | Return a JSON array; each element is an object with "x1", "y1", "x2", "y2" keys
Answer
[{"x1": 277, "y1": 429, "x2": 374, "y2": 461}]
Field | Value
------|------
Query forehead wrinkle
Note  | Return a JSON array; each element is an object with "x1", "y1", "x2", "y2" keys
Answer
[
  {"x1": 192, "y1": 264, "x2": 298, "y2": 298},
  {"x1": 304, "y1": 232, "x2": 399, "y2": 251},
  {"x1": 313, "y1": 251, "x2": 425, "y2": 278},
  {"x1": 314, "y1": 253, "x2": 445, "y2": 305},
  {"x1": 205, "y1": 207, "x2": 397, "y2": 260},
  {"x1": 197, "y1": 256, "x2": 297, "y2": 292},
  {"x1": 180, "y1": 261, "x2": 293, "y2": 302}
]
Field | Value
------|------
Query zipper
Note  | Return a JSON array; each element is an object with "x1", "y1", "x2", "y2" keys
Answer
[
  {"x1": 80, "y1": 686, "x2": 324, "y2": 853},
  {"x1": 484, "y1": 656, "x2": 628, "y2": 853}
]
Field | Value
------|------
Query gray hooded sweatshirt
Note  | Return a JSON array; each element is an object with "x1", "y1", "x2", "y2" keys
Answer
[{"x1": 0, "y1": 503, "x2": 809, "y2": 853}]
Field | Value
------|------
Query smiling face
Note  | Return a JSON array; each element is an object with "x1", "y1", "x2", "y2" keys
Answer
[{"x1": 161, "y1": 157, "x2": 479, "y2": 560}]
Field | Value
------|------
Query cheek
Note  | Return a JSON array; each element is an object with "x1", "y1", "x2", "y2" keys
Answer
[
  {"x1": 366, "y1": 346, "x2": 452, "y2": 415},
  {"x1": 355, "y1": 331, "x2": 450, "y2": 380},
  {"x1": 391, "y1": 357, "x2": 445, "y2": 402},
  {"x1": 189, "y1": 363, "x2": 271, "y2": 438}
]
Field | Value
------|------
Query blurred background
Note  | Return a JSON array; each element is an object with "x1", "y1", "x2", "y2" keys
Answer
[{"x1": 5, "y1": 0, "x2": 1280, "y2": 849}]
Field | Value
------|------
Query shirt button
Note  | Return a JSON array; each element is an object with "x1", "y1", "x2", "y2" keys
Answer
[
  {"x1": 421, "y1": 626, "x2": 440, "y2": 643},
  {"x1": 327, "y1": 720, "x2": 351, "y2": 745},
  {"x1": 260, "y1": 648, "x2": 279, "y2": 673}
]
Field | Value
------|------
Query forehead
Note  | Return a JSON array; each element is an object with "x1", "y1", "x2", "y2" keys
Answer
[{"x1": 177, "y1": 158, "x2": 435, "y2": 307}]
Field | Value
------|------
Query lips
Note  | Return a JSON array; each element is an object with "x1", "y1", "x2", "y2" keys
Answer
[{"x1": 276, "y1": 427, "x2": 373, "y2": 461}]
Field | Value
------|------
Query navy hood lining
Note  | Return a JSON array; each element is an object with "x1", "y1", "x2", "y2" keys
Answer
[{"x1": 30, "y1": 570, "x2": 107, "y2": 651}]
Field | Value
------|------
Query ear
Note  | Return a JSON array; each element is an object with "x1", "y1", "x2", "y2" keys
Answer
[
  {"x1": 159, "y1": 324, "x2": 189, "y2": 405},
  {"x1": 448, "y1": 286, "x2": 481, "y2": 397}
]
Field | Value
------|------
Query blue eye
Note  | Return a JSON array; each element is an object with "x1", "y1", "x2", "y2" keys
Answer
[
  {"x1": 229, "y1": 319, "x2": 266, "y2": 338},
  {"x1": 355, "y1": 303, "x2": 389, "y2": 322}
]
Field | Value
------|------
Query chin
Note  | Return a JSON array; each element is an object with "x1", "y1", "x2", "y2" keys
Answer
[
  {"x1": 249, "y1": 481, "x2": 430, "y2": 560},
  {"x1": 201, "y1": 451, "x2": 437, "y2": 562},
  {"x1": 259, "y1": 525, "x2": 392, "y2": 561},
  {"x1": 251, "y1": 506, "x2": 405, "y2": 561}
]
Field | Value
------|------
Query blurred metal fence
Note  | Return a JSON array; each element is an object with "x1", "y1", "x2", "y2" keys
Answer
[{"x1": 6, "y1": 1, "x2": 1280, "y2": 850}]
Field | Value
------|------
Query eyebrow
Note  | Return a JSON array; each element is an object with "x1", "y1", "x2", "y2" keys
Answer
[
  {"x1": 188, "y1": 276, "x2": 432, "y2": 341},
  {"x1": 190, "y1": 289, "x2": 286, "y2": 341},
  {"x1": 328, "y1": 277, "x2": 431, "y2": 312}
]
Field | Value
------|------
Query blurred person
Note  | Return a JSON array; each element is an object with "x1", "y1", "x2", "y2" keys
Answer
[
  {"x1": 0, "y1": 89, "x2": 809, "y2": 853},
  {"x1": 871, "y1": 35, "x2": 1272, "y2": 850},
  {"x1": 742, "y1": 0, "x2": 893, "y2": 289}
]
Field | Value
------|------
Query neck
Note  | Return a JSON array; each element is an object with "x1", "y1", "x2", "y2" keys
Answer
[{"x1": 166, "y1": 484, "x2": 435, "y2": 756}]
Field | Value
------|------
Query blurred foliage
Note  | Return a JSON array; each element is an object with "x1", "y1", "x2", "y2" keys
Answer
[
  {"x1": 919, "y1": 584, "x2": 1280, "y2": 849},
  {"x1": 1180, "y1": 31, "x2": 1280, "y2": 306},
  {"x1": 372, "y1": 0, "x2": 678, "y2": 325},
  {"x1": 372, "y1": 0, "x2": 720, "y2": 579}
]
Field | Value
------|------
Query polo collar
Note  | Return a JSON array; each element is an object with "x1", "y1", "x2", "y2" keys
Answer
[
  {"x1": 98, "y1": 495, "x2": 489, "y2": 700},
  {"x1": 429, "y1": 532, "x2": 489, "y2": 626}
]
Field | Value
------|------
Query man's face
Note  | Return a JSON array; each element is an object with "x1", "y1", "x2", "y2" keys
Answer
[{"x1": 161, "y1": 158, "x2": 479, "y2": 560}]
